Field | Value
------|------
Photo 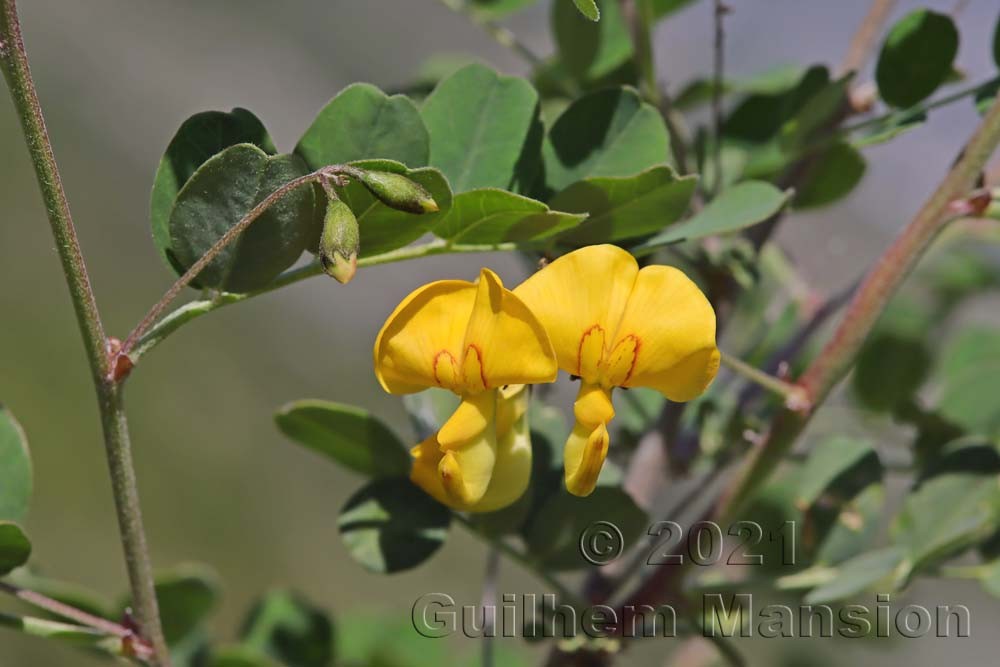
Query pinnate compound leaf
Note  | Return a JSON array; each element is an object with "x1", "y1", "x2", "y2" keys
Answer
[
  {"x1": 275, "y1": 400, "x2": 410, "y2": 478},
  {"x1": 432, "y1": 189, "x2": 586, "y2": 244},
  {"x1": 151, "y1": 109, "x2": 275, "y2": 275},
  {"x1": 634, "y1": 180, "x2": 790, "y2": 253},
  {"x1": 543, "y1": 87, "x2": 670, "y2": 193},
  {"x1": 875, "y1": 9, "x2": 959, "y2": 108},
  {"x1": 168, "y1": 144, "x2": 314, "y2": 292},
  {"x1": 338, "y1": 477, "x2": 451, "y2": 574},
  {"x1": 551, "y1": 166, "x2": 695, "y2": 244},
  {"x1": 239, "y1": 591, "x2": 333, "y2": 667},
  {"x1": 295, "y1": 83, "x2": 428, "y2": 170},
  {"x1": 422, "y1": 64, "x2": 541, "y2": 193},
  {"x1": 0, "y1": 522, "x2": 30, "y2": 575},
  {"x1": 0, "y1": 406, "x2": 31, "y2": 523}
]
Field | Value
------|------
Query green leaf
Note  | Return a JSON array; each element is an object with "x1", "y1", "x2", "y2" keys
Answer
[
  {"x1": 795, "y1": 436, "x2": 881, "y2": 509},
  {"x1": 571, "y1": 0, "x2": 600, "y2": 21},
  {"x1": 550, "y1": 166, "x2": 696, "y2": 244},
  {"x1": 936, "y1": 328, "x2": 1000, "y2": 436},
  {"x1": 674, "y1": 64, "x2": 808, "y2": 111},
  {"x1": 0, "y1": 406, "x2": 31, "y2": 523},
  {"x1": 634, "y1": 180, "x2": 790, "y2": 253},
  {"x1": 469, "y1": 0, "x2": 537, "y2": 19},
  {"x1": 875, "y1": 9, "x2": 959, "y2": 108},
  {"x1": 239, "y1": 591, "x2": 334, "y2": 667},
  {"x1": 150, "y1": 109, "x2": 276, "y2": 276},
  {"x1": 543, "y1": 87, "x2": 670, "y2": 193},
  {"x1": 804, "y1": 547, "x2": 904, "y2": 604},
  {"x1": 335, "y1": 161, "x2": 453, "y2": 256},
  {"x1": 338, "y1": 477, "x2": 451, "y2": 574},
  {"x1": 421, "y1": 64, "x2": 541, "y2": 193},
  {"x1": 555, "y1": 0, "x2": 634, "y2": 81},
  {"x1": 779, "y1": 73, "x2": 853, "y2": 149},
  {"x1": 650, "y1": 0, "x2": 699, "y2": 19},
  {"x1": 794, "y1": 141, "x2": 866, "y2": 208},
  {"x1": 892, "y1": 474, "x2": 1000, "y2": 582},
  {"x1": 432, "y1": 189, "x2": 586, "y2": 244},
  {"x1": 136, "y1": 565, "x2": 221, "y2": 646},
  {"x1": 814, "y1": 484, "x2": 886, "y2": 566},
  {"x1": 168, "y1": 144, "x2": 314, "y2": 292},
  {"x1": 275, "y1": 400, "x2": 410, "y2": 478},
  {"x1": 524, "y1": 486, "x2": 646, "y2": 571},
  {"x1": 295, "y1": 83, "x2": 428, "y2": 170},
  {"x1": 208, "y1": 646, "x2": 281, "y2": 667},
  {"x1": 919, "y1": 437, "x2": 1000, "y2": 482},
  {"x1": 725, "y1": 66, "x2": 830, "y2": 142},
  {"x1": 5, "y1": 571, "x2": 111, "y2": 619},
  {"x1": 852, "y1": 296, "x2": 935, "y2": 413},
  {"x1": 0, "y1": 522, "x2": 30, "y2": 575}
]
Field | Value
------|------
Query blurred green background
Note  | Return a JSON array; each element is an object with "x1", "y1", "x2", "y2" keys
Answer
[{"x1": 2, "y1": 1, "x2": 999, "y2": 664}]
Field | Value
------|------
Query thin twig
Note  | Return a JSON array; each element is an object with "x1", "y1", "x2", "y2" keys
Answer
[
  {"x1": 710, "y1": 0, "x2": 727, "y2": 196},
  {"x1": 0, "y1": 2, "x2": 170, "y2": 664},
  {"x1": 718, "y1": 90, "x2": 1000, "y2": 523},
  {"x1": 0, "y1": 581, "x2": 152, "y2": 658},
  {"x1": 719, "y1": 352, "x2": 809, "y2": 409},
  {"x1": 839, "y1": 0, "x2": 898, "y2": 77}
]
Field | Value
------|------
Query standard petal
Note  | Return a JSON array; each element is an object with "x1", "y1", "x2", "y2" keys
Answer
[
  {"x1": 612, "y1": 265, "x2": 720, "y2": 401},
  {"x1": 373, "y1": 280, "x2": 477, "y2": 394},
  {"x1": 462, "y1": 268, "x2": 557, "y2": 390},
  {"x1": 513, "y1": 245, "x2": 638, "y2": 380}
]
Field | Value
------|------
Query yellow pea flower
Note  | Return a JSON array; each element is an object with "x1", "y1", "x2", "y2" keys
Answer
[
  {"x1": 514, "y1": 245, "x2": 720, "y2": 497},
  {"x1": 373, "y1": 269, "x2": 557, "y2": 512}
]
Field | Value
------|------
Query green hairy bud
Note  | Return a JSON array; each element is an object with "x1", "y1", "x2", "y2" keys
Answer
[
  {"x1": 357, "y1": 171, "x2": 439, "y2": 214},
  {"x1": 319, "y1": 198, "x2": 360, "y2": 284}
]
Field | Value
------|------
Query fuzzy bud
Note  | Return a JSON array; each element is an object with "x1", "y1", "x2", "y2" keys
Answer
[
  {"x1": 319, "y1": 198, "x2": 360, "y2": 284},
  {"x1": 356, "y1": 170, "x2": 439, "y2": 214}
]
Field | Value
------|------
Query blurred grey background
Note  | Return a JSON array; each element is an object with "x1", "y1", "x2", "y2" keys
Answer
[{"x1": 1, "y1": 1, "x2": 999, "y2": 665}]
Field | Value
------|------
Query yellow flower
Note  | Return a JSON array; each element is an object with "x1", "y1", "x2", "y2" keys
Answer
[
  {"x1": 514, "y1": 245, "x2": 720, "y2": 497},
  {"x1": 374, "y1": 269, "x2": 557, "y2": 511}
]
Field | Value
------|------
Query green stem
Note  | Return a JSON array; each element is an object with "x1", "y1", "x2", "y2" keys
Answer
[
  {"x1": 719, "y1": 352, "x2": 809, "y2": 408},
  {"x1": 453, "y1": 514, "x2": 587, "y2": 609},
  {"x1": 717, "y1": 89, "x2": 1000, "y2": 523},
  {"x1": 0, "y1": 2, "x2": 170, "y2": 664},
  {"x1": 130, "y1": 240, "x2": 516, "y2": 364}
]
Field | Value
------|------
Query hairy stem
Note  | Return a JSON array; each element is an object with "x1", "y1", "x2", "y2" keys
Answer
[
  {"x1": 0, "y1": 2, "x2": 171, "y2": 664},
  {"x1": 718, "y1": 90, "x2": 1000, "y2": 522}
]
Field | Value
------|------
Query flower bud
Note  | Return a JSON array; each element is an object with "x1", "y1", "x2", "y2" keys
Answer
[
  {"x1": 319, "y1": 198, "x2": 359, "y2": 284},
  {"x1": 356, "y1": 170, "x2": 439, "y2": 214}
]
